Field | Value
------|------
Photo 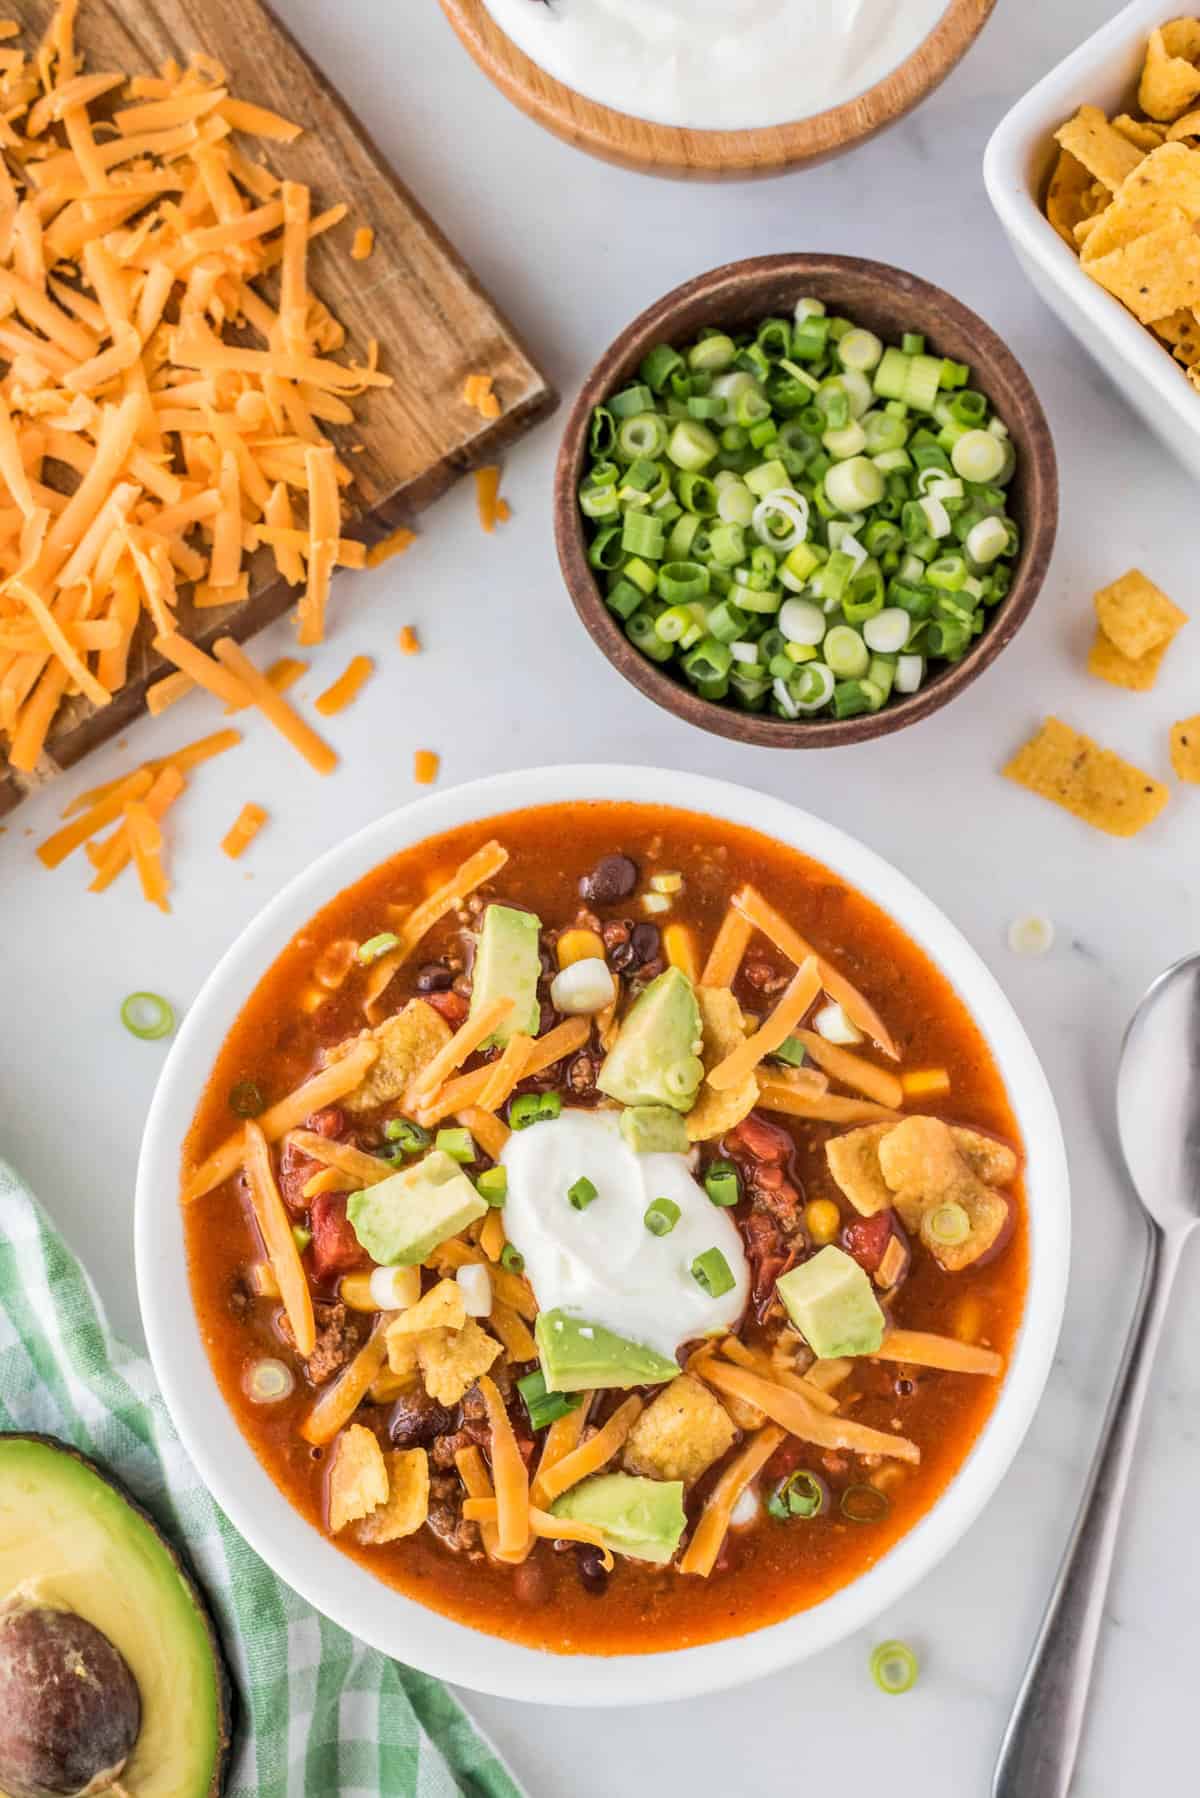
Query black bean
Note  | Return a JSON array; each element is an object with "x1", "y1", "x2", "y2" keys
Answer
[
  {"x1": 389, "y1": 1389, "x2": 458, "y2": 1447},
  {"x1": 415, "y1": 962, "x2": 453, "y2": 993},
  {"x1": 579, "y1": 854, "x2": 638, "y2": 907},
  {"x1": 630, "y1": 922, "x2": 660, "y2": 965},
  {"x1": 609, "y1": 940, "x2": 636, "y2": 974},
  {"x1": 513, "y1": 1554, "x2": 551, "y2": 1606},
  {"x1": 574, "y1": 1543, "x2": 610, "y2": 1596}
]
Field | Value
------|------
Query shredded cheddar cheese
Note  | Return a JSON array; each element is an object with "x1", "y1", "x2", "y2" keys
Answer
[
  {"x1": 314, "y1": 653, "x2": 372, "y2": 717},
  {"x1": 0, "y1": 3, "x2": 392, "y2": 784},
  {"x1": 365, "y1": 526, "x2": 415, "y2": 569},
  {"x1": 473, "y1": 465, "x2": 504, "y2": 533},
  {"x1": 397, "y1": 623, "x2": 419, "y2": 654},
  {"x1": 413, "y1": 747, "x2": 438, "y2": 785},
  {"x1": 462, "y1": 373, "x2": 501, "y2": 420},
  {"x1": 350, "y1": 225, "x2": 374, "y2": 261},
  {"x1": 221, "y1": 799, "x2": 267, "y2": 859}
]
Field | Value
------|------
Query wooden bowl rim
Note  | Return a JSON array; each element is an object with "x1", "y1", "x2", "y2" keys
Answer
[
  {"x1": 553, "y1": 253, "x2": 1058, "y2": 751},
  {"x1": 440, "y1": 0, "x2": 997, "y2": 177}
]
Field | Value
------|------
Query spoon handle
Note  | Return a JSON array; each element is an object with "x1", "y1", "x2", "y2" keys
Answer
[{"x1": 992, "y1": 1219, "x2": 1182, "y2": 1798}]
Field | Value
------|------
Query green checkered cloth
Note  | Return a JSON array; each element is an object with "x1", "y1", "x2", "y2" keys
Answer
[{"x1": 0, "y1": 1157, "x2": 523, "y2": 1798}]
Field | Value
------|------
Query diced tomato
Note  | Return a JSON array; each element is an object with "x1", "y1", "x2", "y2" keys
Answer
[
  {"x1": 309, "y1": 1192, "x2": 365, "y2": 1279},
  {"x1": 842, "y1": 1210, "x2": 896, "y2": 1276},
  {"x1": 726, "y1": 1111, "x2": 790, "y2": 1163},
  {"x1": 278, "y1": 1139, "x2": 324, "y2": 1214},
  {"x1": 426, "y1": 990, "x2": 468, "y2": 1027}
]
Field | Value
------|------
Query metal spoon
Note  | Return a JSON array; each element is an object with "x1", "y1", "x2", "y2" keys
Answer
[{"x1": 993, "y1": 951, "x2": 1200, "y2": 1798}]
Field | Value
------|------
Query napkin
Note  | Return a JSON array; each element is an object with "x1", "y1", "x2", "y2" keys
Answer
[{"x1": 0, "y1": 1157, "x2": 523, "y2": 1798}]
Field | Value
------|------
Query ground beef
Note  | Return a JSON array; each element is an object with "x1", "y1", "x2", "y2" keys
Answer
[
  {"x1": 426, "y1": 1473, "x2": 481, "y2": 1556},
  {"x1": 284, "y1": 1301, "x2": 361, "y2": 1386},
  {"x1": 566, "y1": 1051, "x2": 600, "y2": 1096},
  {"x1": 741, "y1": 1210, "x2": 794, "y2": 1319},
  {"x1": 428, "y1": 1427, "x2": 477, "y2": 1471}
]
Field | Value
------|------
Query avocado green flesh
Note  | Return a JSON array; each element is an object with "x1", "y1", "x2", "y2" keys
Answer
[
  {"x1": 347, "y1": 1149, "x2": 487, "y2": 1265},
  {"x1": 535, "y1": 1310, "x2": 679, "y2": 1392},
  {"x1": 0, "y1": 1435, "x2": 230, "y2": 1798},
  {"x1": 469, "y1": 904, "x2": 541, "y2": 1045},
  {"x1": 597, "y1": 967, "x2": 704, "y2": 1112},
  {"x1": 776, "y1": 1245, "x2": 886, "y2": 1358},
  {"x1": 552, "y1": 1473, "x2": 686, "y2": 1565},
  {"x1": 618, "y1": 1105, "x2": 690, "y2": 1154}
]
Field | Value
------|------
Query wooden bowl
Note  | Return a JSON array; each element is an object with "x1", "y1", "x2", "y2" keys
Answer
[
  {"x1": 439, "y1": 0, "x2": 997, "y2": 180},
  {"x1": 554, "y1": 254, "x2": 1058, "y2": 750}
]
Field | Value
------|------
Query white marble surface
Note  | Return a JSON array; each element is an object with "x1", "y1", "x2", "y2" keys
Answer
[{"x1": 1, "y1": 1, "x2": 1197, "y2": 1791}]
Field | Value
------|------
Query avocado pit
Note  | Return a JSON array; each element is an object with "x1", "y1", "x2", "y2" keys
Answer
[{"x1": 0, "y1": 1602, "x2": 141, "y2": 1798}]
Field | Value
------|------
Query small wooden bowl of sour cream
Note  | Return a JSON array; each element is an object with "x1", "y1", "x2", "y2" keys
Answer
[{"x1": 439, "y1": 0, "x2": 996, "y2": 179}]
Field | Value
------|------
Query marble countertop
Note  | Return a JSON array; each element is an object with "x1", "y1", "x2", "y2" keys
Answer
[{"x1": 2, "y1": 1, "x2": 1196, "y2": 1791}]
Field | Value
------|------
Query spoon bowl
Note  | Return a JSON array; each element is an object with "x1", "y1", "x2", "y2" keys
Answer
[{"x1": 1117, "y1": 951, "x2": 1200, "y2": 1235}]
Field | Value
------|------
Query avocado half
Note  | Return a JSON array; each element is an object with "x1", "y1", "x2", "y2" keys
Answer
[{"x1": 0, "y1": 1434, "x2": 233, "y2": 1798}]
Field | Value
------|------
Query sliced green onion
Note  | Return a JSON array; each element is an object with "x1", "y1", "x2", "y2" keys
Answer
[
  {"x1": 923, "y1": 1200, "x2": 971, "y2": 1247},
  {"x1": 691, "y1": 1246, "x2": 735, "y2": 1297},
  {"x1": 384, "y1": 1117, "x2": 431, "y2": 1154},
  {"x1": 704, "y1": 1160, "x2": 741, "y2": 1208},
  {"x1": 568, "y1": 1176, "x2": 598, "y2": 1212},
  {"x1": 841, "y1": 1483, "x2": 891, "y2": 1524},
  {"x1": 476, "y1": 1167, "x2": 508, "y2": 1208},
  {"x1": 121, "y1": 991, "x2": 175, "y2": 1040},
  {"x1": 356, "y1": 931, "x2": 402, "y2": 964},
  {"x1": 766, "y1": 1469, "x2": 826, "y2": 1520},
  {"x1": 228, "y1": 1080, "x2": 265, "y2": 1118},
  {"x1": 291, "y1": 1224, "x2": 312, "y2": 1254},
  {"x1": 518, "y1": 1368, "x2": 582, "y2": 1432},
  {"x1": 770, "y1": 1035, "x2": 808, "y2": 1069},
  {"x1": 644, "y1": 1197, "x2": 681, "y2": 1236},
  {"x1": 870, "y1": 1640, "x2": 918, "y2": 1695},
  {"x1": 500, "y1": 1243, "x2": 525, "y2": 1274}
]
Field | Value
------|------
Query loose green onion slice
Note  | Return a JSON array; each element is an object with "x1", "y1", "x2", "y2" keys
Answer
[
  {"x1": 691, "y1": 1247, "x2": 735, "y2": 1298},
  {"x1": 435, "y1": 1127, "x2": 476, "y2": 1164},
  {"x1": 644, "y1": 1197, "x2": 681, "y2": 1237},
  {"x1": 517, "y1": 1369, "x2": 582, "y2": 1433},
  {"x1": 869, "y1": 1640, "x2": 919, "y2": 1695},
  {"x1": 228, "y1": 1079, "x2": 265, "y2": 1118},
  {"x1": 356, "y1": 932, "x2": 402, "y2": 965},
  {"x1": 568, "y1": 1176, "x2": 598, "y2": 1212},
  {"x1": 766, "y1": 1469, "x2": 826, "y2": 1521},
  {"x1": 476, "y1": 1167, "x2": 508, "y2": 1208},
  {"x1": 509, "y1": 1091, "x2": 562, "y2": 1130},
  {"x1": 120, "y1": 991, "x2": 175, "y2": 1040},
  {"x1": 384, "y1": 1117, "x2": 431, "y2": 1154},
  {"x1": 840, "y1": 1483, "x2": 891, "y2": 1525},
  {"x1": 704, "y1": 1161, "x2": 741, "y2": 1208},
  {"x1": 770, "y1": 1035, "x2": 808, "y2": 1069},
  {"x1": 500, "y1": 1243, "x2": 525, "y2": 1275},
  {"x1": 291, "y1": 1224, "x2": 312, "y2": 1255}
]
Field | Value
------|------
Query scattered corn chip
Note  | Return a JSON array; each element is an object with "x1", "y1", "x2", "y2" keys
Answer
[
  {"x1": 1170, "y1": 714, "x2": 1200, "y2": 781},
  {"x1": 1087, "y1": 628, "x2": 1167, "y2": 692},
  {"x1": 1094, "y1": 568, "x2": 1187, "y2": 661},
  {"x1": 1003, "y1": 716, "x2": 1169, "y2": 838}
]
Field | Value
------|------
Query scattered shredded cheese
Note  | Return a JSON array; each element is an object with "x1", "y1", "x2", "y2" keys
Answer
[
  {"x1": 314, "y1": 652, "x2": 372, "y2": 717},
  {"x1": 462, "y1": 373, "x2": 501, "y2": 420},
  {"x1": 474, "y1": 464, "x2": 505, "y2": 533},
  {"x1": 413, "y1": 747, "x2": 438, "y2": 785},
  {"x1": 365, "y1": 525, "x2": 415, "y2": 569},
  {"x1": 221, "y1": 800, "x2": 267, "y2": 859},
  {"x1": 397, "y1": 624, "x2": 420, "y2": 655},
  {"x1": 350, "y1": 226, "x2": 373, "y2": 261},
  {"x1": 0, "y1": 3, "x2": 392, "y2": 783}
]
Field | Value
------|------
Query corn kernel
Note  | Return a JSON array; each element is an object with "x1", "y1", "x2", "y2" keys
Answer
[
  {"x1": 556, "y1": 927, "x2": 605, "y2": 969},
  {"x1": 650, "y1": 871, "x2": 683, "y2": 895},
  {"x1": 662, "y1": 922, "x2": 698, "y2": 982},
  {"x1": 901, "y1": 1067, "x2": 952, "y2": 1099},
  {"x1": 642, "y1": 892, "x2": 671, "y2": 915},
  {"x1": 249, "y1": 1262, "x2": 280, "y2": 1299},
  {"x1": 804, "y1": 1199, "x2": 841, "y2": 1245},
  {"x1": 340, "y1": 1271, "x2": 377, "y2": 1312}
]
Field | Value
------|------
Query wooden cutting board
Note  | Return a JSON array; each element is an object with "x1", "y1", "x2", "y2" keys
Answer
[{"x1": 0, "y1": 0, "x2": 556, "y2": 818}]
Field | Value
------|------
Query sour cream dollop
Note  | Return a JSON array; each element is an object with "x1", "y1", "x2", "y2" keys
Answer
[
  {"x1": 482, "y1": 0, "x2": 950, "y2": 134},
  {"x1": 501, "y1": 1108, "x2": 749, "y2": 1361}
]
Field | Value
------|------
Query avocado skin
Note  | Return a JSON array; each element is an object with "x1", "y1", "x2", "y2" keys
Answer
[{"x1": 0, "y1": 1434, "x2": 234, "y2": 1797}]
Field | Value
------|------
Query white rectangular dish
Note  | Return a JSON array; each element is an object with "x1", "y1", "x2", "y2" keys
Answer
[{"x1": 984, "y1": 0, "x2": 1200, "y2": 479}]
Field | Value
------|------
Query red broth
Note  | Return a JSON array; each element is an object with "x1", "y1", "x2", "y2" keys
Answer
[{"x1": 182, "y1": 802, "x2": 1027, "y2": 1653}]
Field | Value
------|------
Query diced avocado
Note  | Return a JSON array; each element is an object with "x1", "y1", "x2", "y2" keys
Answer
[
  {"x1": 469, "y1": 903, "x2": 541, "y2": 1045},
  {"x1": 776, "y1": 1244, "x2": 886, "y2": 1358},
  {"x1": 619, "y1": 1104, "x2": 690, "y2": 1154},
  {"x1": 535, "y1": 1309, "x2": 679, "y2": 1392},
  {"x1": 551, "y1": 1473, "x2": 686, "y2": 1566},
  {"x1": 597, "y1": 967, "x2": 704, "y2": 1113},
  {"x1": 347, "y1": 1149, "x2": 487, "y2": 1266}
]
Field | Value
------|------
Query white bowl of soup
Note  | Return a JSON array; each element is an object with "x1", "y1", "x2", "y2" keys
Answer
[{"x1": 136, "y1": 765, "x2": 1068, "y2": 1705}]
